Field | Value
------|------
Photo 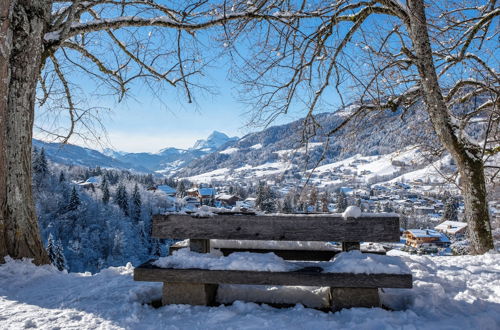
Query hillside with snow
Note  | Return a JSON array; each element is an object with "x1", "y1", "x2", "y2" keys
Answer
[
  {"x1": 176, "y1": 107, "x2": 431, "y2": 179},
  {"x1": 33, "y1": 139, "x2": 150, "y2": 173}
]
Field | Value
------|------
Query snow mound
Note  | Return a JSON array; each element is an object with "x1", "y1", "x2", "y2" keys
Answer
[
  {"x1": 342, "y1": 206, "x2": 362, "y2": 219},
  {"x1": 323, "y1": 250, "x2": 411, "y2": 274},
  {"x1": 153, "y1": 249, "x2": 298, "y2": 272}
]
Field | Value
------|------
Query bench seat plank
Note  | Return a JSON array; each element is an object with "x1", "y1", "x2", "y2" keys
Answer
[
  {"x1": 153, "y1": 214, "x2": 400, "y2": 242},
  {"x1": 134, "y1": 262, "x2": 412, "y2": 288},
  {"x1": 170, "y1": 240, "x2": 387, "y2": 261}
]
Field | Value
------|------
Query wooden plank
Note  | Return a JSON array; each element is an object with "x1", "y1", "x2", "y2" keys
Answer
[
  {"x1": 153, "y1": 214, "x2": 400, "y2": 242},
  {"x1": 170, "y1": 243, "x2": 386, "y2": 261},
  {"x1": 216, "y1": 248, "x2": 385, "y2": 261},
  {"x1": 331, "y1": 288, "x2": 380, "y2": 311},
  {"x1": 134, "y1": 263, "x2": 413, "y2": 288},
  {"x1": 162, "y1": 282, "x2": 218, "y2": 306}
]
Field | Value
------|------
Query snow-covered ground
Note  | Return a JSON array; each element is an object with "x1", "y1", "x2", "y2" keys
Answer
[{"x1": 1, "y1": 252, "x2": 499, "y2": 329}]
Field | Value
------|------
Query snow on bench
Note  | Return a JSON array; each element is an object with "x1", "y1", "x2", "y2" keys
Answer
[{"x1": 152, "y1": 249, "x2": 410, "y2": 275}]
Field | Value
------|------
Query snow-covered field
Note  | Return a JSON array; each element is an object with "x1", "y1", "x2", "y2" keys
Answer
[{"x1": 1, "y1": 252, "x2": 499, "y2": 329}]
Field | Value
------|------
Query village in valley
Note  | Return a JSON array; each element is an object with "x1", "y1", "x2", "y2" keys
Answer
[{"x1": 72, "y1": 141, "x2": 497, "y2": 258}]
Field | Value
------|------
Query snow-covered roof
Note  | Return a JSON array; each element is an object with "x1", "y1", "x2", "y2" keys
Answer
[
  {"x1": 85, "y1": 176, "x2": 101, "y2": 184},
  {"x1": 434, "y1": 221, "x2": 467, "y2": 235},
  {"x1": 199, "y1": 187, "x2": 215, "y2": 196},
  {"x1": 339, "y1": 187, "x2": 353, "y2": 195},
  {"x1": 157, "y1": 185, "x2": 176, "y2": 195},
  {"x1": 406, "y1": 229, "x2": 450, "y2": 242},
  {"x1": 216, "y1": 194, "x2": 238, "y2": 200}
]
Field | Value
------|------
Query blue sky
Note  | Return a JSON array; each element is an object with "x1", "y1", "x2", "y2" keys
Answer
[
  {"x1": 94, "y1": 71, "x2": 303, "y2": 153},
  {"x1": 35, "y1": 35, "x2": 308, "y2": 154},
  {"x1": 35, "y1": 57, "x2": 304, "y2": 153}
]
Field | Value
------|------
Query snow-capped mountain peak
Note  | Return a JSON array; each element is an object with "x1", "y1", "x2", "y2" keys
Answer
[{"x1": 191, "y1": 131, "x2": 238, "y2": 151}]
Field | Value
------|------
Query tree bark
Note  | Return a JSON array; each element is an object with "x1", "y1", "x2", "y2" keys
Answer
[
  {"x1": 407, "y1": 0, "x2": 493, "y2": 254},
  {"x1": 0, "y1": 0, "x2": 14, "y2": 261},
  {"x1": 0, "y1": 0, "x2": 50, "y2": 264}
]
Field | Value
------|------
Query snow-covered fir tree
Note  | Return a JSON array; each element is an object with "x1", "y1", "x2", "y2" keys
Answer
[
  {"x1": 131, "y1": 184, "x2": 142, "y2": 222},
  {"x1": 101, "y1": 177, "x2": 110, "y2": 205},
  {"x1": 115, "y1": 184, "x2": 129, "y2": 216},
  {"x1": 255, "y1": 181, "x2": 278, "y2": 213},
  {"x1": 68, "y1": 186, "x2": 81, "y2": 212},
  {"x1": 59, "y1": 171, "x2": 65, "y2": 183},
  {"x1": 443, "y1": 196, "x2": 459, "y2": 221},
  {"x1": 46, "y1": 234, "x2": 57, "y2": 265},
  {"x1": 33, "y1": 147, "x2": 49, "y2": 179},
  {"x1": 176, "y1": 181, "x2": 186, "y2": 198},
  {"x1": 54, "y1": 239, "x2": 67, "y2": 271}
]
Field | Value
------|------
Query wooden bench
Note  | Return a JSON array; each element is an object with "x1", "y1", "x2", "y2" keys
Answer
[{"x1": 134, "y1": 213, "x2": 412, "y2": 311}]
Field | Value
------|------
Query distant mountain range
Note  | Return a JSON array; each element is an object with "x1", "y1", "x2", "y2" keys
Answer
[
  {"x1": 33, "y1": 139, "x2": 150, "y2": 172},
  {"x1": 33, "y1": 97, "x2": 492, "y2": 193},
  {"x1": 34, "y1": 130, "x2": 240, "y2": 174},
  {"x1": 34, "y1": 102, "x2": 445, "y2": 180}
]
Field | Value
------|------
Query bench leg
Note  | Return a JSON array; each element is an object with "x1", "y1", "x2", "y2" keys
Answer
[
  {"x1": 162, "y1": 282, "x2": 218, "y2": 306},
  {"x1": 330, "y1": 288, "x2": 380, "y2": 311}
]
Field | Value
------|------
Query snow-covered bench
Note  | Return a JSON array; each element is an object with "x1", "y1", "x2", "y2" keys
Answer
[{"x1": 134, "y1": 213, "x2": 412, "y2": 310}]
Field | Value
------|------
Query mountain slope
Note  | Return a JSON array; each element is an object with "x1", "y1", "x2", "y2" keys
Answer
[
  {"x1": 33, "y1": 139, "x2": 150, "y2": 172},
  {"x1": 191, "y1": 131, "x2": 238, "y2": 151},
  {"x1": 108, "y1": 131, "x2": 238, "y2": 172},
  {"x1": 176, "y1": 103, "x2": 437, "y2": 179}
]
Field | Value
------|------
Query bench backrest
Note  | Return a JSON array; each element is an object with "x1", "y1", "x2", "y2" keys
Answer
[{"x1": 152, "y1": 214, "x2": 400, "y2": 242}]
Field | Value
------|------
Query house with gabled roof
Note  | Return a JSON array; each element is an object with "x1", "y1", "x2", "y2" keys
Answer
[
  {"x1": 434, "y1": 221, "x2": 467, "y2": 238},
  {"x1": 404, "y1": 229, "x2": 450, "y2": 248}
]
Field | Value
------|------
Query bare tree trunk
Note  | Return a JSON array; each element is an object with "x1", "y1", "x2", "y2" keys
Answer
[
  {"x1": 407, "y1": 0, "x2": 493, "y2": 254},
  {"x1": 0, "y1": 0, "x2": 14, "y2": 261},
  {"x1": 0, "y1": 0, "x2": 50, "y2": 264}
]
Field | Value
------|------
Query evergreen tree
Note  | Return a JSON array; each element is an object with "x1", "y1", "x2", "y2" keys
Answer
[
  {"x1": 336, "y1": 191, "x2": 348, "y2": 213},
  {"x1": 443, "y1": 196, "x2": 459, "y2": 221},
  {"x1": 54, "y1": 240, "x2": 67, "y2": 271},
  {"x1": 255, "y1": 181, "x2": 277, "y2": 213},
  {"x1": 67, "y1": 186, "x2": 81, "y2": 212},
  {"x1": 101, "y1": 177, "x2": 110, "y2": 205},
  {"x1": 236, "y1": 185, "x2": 248, "y2": 200},
  {"x1": 46, "y1": 234, "x2": 57, "y2": 265},
  {"x1": 115, "y1": 184, "x2": 129, "y2": 216},
  {"x1": 59, "y1": 171, "x2": 65, "y2": 183},
  {"x1": 131, "y1": 184, "x2": 142, "y2": 221},
  {"x1": 176, "y1": 180, "x2": 186, "y2": 198},
  {"x1": 33, "y1": 147, "x2": 49, "y2": 177},
  {"x1": 33, "y1": 148, "x2": 49, "y2": 187}
]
